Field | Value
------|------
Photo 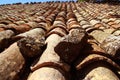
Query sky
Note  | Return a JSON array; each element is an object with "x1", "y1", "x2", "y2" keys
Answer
[
  {"x1": 1, "y1": 0, "x2": 119, "y2": 5},
  {"x1": 0, "y1": 0, "x2": 76, "y2": 5}
]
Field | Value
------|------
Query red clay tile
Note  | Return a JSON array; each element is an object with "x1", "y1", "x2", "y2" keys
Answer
[{"x1": 0, "y1": 2, "x2": 120, "y2": 80}]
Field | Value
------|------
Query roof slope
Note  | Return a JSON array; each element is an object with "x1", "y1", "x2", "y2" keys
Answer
[{"x1": 0, "y1": 2, "x2": 120, "y2": 80}]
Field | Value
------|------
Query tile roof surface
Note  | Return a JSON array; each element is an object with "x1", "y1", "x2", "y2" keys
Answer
[{"x1": 0, "y1": 2, "x2": 120, "y2": 80}]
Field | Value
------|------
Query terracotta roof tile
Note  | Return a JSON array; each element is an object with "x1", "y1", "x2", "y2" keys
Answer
[{"x1": 0, "y1": 2, "x2": 120, "y2": 80}]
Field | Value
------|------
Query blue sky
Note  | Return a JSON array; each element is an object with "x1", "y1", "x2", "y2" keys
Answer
[
  {"x1": 0, "y1": 0, "x2": 76, "y2": 4},
  {"x1": 1, "y1": 0, "x2": 119, "y2": 5}
]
